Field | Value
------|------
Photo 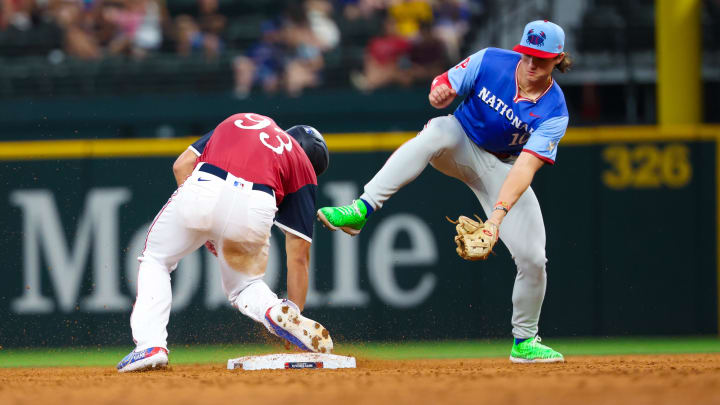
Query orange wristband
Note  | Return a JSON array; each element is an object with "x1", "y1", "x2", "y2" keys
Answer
[{"x1": 493, "y1": 201, "x2": 511, "y2": 214}]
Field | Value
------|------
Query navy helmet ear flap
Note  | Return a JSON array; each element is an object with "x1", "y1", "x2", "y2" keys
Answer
[{"x1": 285, "y1": 125, "x2": 329, "y2": 176}]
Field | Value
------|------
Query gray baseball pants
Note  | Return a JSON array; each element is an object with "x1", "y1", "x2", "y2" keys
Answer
[{"x1": 360, "y1": 115, "x2": 547, "y2": 339}]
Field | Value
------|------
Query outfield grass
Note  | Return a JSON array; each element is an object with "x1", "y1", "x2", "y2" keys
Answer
[{"x1": 1, "y1": 337, "x2": 719, "y2": 368}]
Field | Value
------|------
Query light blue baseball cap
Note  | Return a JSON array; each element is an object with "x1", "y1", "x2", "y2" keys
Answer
[{"x1": 512, "y1": 20, "x2": 565, "y2": 58}]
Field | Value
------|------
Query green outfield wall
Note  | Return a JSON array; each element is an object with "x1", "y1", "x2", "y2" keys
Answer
[
  {"x1": 0, "y1": 126, "x2": 717, "y2": 347},
  {"x1": 0, "y1": 89, "x2": 439, "y2": 141}
]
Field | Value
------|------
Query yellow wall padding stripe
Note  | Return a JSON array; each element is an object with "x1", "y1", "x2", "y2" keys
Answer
[
  {"x1": 0, "y1": 137, "x2": 200, "y2": 160},
  {"x1": 1, "y1": 126, "x2": 720, "y2": 160}
]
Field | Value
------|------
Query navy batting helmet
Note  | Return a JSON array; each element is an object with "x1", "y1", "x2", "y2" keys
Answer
[{"x1": 286, "y1": 125, "x2": 329, "y2": 176}]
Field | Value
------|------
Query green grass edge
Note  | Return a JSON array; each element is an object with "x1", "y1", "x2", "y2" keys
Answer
[{"x1": 1, "y1": 337, "x2": 719, "y2": 368}]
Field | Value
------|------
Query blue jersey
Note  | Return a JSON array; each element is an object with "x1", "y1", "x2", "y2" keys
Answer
[{"x1": 448, "y1": 48, "x2": 569, "y2": 164}]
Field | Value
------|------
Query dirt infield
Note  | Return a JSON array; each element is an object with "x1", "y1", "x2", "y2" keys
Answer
[{"x1": 2, "y1": 354, "x2": 720, "y2": 405}]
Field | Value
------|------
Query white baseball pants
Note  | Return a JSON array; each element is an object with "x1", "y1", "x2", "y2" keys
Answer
[
  {"x1": 130, "y1": 163, "x2": 283, "y2": 351},
  {"x1": 361, "y1": 115, "x2": 547, "y2": 339}
]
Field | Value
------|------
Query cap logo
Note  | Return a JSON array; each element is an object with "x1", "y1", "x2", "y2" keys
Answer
[{"x1": 526, "y1": 29, "x2": 546, "y2": 47}]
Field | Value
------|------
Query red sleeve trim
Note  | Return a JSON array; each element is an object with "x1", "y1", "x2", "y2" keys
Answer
[
  {"x1": 431, "y1": 71, "x2": 451, "y2": 92},
  {"x1": 522, "y1": 149, "x2": 555, "y2": 165}
]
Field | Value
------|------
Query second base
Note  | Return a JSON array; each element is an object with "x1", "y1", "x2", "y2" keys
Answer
[{"x1": 227, "y1": 353, "x2": 356, "y2": 370}]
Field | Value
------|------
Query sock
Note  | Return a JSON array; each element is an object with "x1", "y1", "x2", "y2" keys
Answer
[
  {"x1": 234, "y1": 281, "x2": 282, "y2": 332},
  {"x1": 514, "y1": 337, "x2": 530, "y2": 345},
  {"x1": 360, "y1": 198, "x2": 374, "y2": 218}
]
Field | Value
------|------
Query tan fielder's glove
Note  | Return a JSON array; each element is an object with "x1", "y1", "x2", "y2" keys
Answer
[{"x1": 447, "y1": 215, "x2": 499, "y2": 261}]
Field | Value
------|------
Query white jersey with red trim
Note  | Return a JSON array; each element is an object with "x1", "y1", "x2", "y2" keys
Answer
[{"x1": 447, "y1": 47, "x2": 569, "y2": 164}]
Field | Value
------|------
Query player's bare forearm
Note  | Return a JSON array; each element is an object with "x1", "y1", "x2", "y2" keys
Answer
[
  {"x1": 488, "y1": 152, "x2": 544, "y2": 225},
  {"x1": 285, "y1": 232, "x2": 310, "y2": 311},
  {"x1": 173, "y1": 149, "x2": 198, "y2": 186}
]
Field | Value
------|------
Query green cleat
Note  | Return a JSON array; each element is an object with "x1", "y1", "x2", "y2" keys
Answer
[
  {"x1": 317, "y1": 200, "x2": 368, "y2": 236},
  {"x1": 510, "y1": 336, "x2": 565, "y2": 363}
]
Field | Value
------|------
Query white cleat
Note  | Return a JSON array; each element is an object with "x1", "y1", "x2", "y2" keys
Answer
[
  {"x1": 265, "y1": 302, "x2": 333, "y2": 354},
  {"x1": 117, "y1": 347, "x2": 169, "y2": 373}
]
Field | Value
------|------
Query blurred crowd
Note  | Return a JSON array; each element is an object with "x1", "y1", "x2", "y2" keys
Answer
[
  {"x1": 233, "y1": 0, "x2": 339, "y2": 98},
  {"x1": 346, "y1": 0, "x2": 472, "y2": 93},
  {"x1": 0, "y1": 0, "x2": 222, "y2": 59},
  {"x1": 233, "y1": 0, "x2": 477, "y2": 97},
  {"x1": 0, "y1": 0, "x2": 480, "y2": 96}
]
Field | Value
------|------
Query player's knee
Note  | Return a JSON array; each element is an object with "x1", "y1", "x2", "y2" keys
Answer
[
  {"x1": 514, "y1": 249, "x2": 547, "y2": 278},
  {"x1": 417, "y1": 117, "x2": 462, "y2": 152},
  {"x1": 138, "y1": 254, "x2": 175, "y2": 274},
  {"x1": 219, "y1": 237, "x2": 269, "y2": 276}
]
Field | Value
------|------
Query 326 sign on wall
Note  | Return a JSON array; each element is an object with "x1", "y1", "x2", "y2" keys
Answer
[{"x1": 602, "y1": 143, "x2": 692, "y2": 189}]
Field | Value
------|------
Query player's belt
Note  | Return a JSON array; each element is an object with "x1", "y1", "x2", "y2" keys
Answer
[
  {"x1": 484, "y1": 149, "x2": 513, "y2": 160},
  {"x1": 198, "y1": 163, "x2": 274, "y2": 197}
]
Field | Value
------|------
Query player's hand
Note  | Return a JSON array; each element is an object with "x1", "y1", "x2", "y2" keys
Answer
[{"x1": 429, "y1": 84, "x2": 457, "y2": 109}]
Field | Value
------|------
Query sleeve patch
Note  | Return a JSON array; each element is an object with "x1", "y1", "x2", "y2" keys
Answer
[
  {"x1": 447, "y1": 48, "x2": 487, "y2": 97},
  {"x1": 454, "y1": 57, "x2": 470, "y2": 69},
  {"x1": 522, "y1": 116, "x2": 568, "y2": 164}
]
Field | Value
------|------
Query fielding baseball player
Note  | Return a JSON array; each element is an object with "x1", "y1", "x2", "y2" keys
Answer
[
  {"x1": 318, "y1": 21, "x2": 570, "y2": 363},
  {"x1": 117, "y1": 113, "x2": 332, "y2": 372}
]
